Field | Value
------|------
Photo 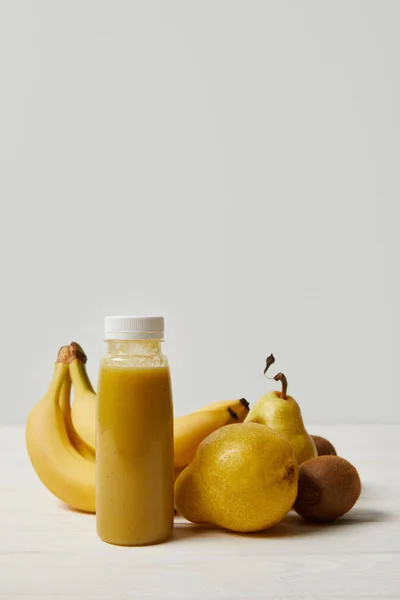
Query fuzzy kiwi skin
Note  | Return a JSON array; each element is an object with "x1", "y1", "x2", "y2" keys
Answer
[
  {"x1": 294, "y1": 455, "x2": 361, "y2": 522},
  {"x1": 311, "y1": 435, "x2": 337, "y2": 456}
]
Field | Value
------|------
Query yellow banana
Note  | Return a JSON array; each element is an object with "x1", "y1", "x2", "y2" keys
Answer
[
  {"x1": 26, "y1": 347, "x2": 95, "y2": 513},
  {"x1": 198, "y1": 398, "x2": 250, "y2": 421},
  {"x1": 59, "y1": 367, "x2": 95, "y2": 463},
  {"x1": 174, "y1": 407, "x2": 240, "y2": 468},
  {"x1": 69, "y1": 342, "x2": 96, "y2": 454}
]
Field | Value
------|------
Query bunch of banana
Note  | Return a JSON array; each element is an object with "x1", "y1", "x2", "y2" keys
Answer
[
  {"x1": 25, "y1": 343, "x2": 250, "y2": 512},
  {"x1": 25, "y1": 344, "x2": 96, "y2": 513}
]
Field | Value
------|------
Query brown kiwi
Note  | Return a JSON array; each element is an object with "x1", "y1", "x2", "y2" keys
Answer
[
  {"x1": 311, "y1": 435, "x2": 337, "y2": 456},
  {"x1": 294, "y1": 455, "x2": 361, "y2": 522}
]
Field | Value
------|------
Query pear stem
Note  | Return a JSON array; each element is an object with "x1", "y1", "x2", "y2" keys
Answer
[
  {"x1": 274, "y1": 372, "x2": 288, "y2": 400},
  {"x1": 264, "y1": 355, "x2": 288, "y2": 399},
  {"x1": 264, "y1": 354, "x2": 275, "y2": 376}
]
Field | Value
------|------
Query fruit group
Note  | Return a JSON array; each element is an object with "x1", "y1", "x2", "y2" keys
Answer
[
  {"x1": 245, "y1": 355, "x2": 317, "y2": 465},
  {"x1": 27, "y1": 343, "x2": 362, "y2": 532},
  {"x1": 26, "y1": 346, "x2": 95, "y2": 513},
  {"x1": 311, "y1": 435, "x2": 337, "y2": 456},
  {"x1": 294, "y1": 455, "x2": 361, "y2": 522},
  {"x1": 175, "y1": 422, "x2": 298, "y2": 532}
]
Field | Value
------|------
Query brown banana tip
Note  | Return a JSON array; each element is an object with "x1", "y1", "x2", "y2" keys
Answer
[
  {"x1": 228, "y1": 407, "x2": 239, "y2": 420},
  {"x1": 70, "y1": 342, "x2": 88, "y2": 364},
  {"x1": 240, "y1": 398, "x2": 250, "y2": 410},
  {"x1": 57, "y1": 345, "x2": 74, "y2": 364}
]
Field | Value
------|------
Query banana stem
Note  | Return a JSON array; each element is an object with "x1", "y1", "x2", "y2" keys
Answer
[
  {"x1": 70, "y1": 342, "x2": 88, "y2": 364},
  {"x1": 50, "y1": 362, "x2": 69, "y2": 400},
  {"x1": 69, "y1": 359, "x2": 95, "y2": 395},
  {"x1": 274, "y1": 373, "x2": 288, "y2": 400},
  {"x1": 59, "y1": 369, "x2": 72, "y2": 414},
  {"x1": 57, "y1": 345, "x2": 74, "y2": 364}
]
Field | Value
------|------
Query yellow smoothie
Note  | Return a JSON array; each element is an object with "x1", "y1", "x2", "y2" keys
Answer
[{"x1": 96, "y1": 363, "x2": 174, "y2": 545}]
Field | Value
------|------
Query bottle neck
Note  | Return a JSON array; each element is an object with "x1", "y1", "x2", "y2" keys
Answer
[{"x1": 105, "y1": 339, "x2": 162, "y2": 356}]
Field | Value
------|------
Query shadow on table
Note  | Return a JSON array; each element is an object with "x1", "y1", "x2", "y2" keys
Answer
[
  {"x1": 322, "y1": 507, "x2": 391, "y2": 525},
  {"x1": 58, "y1": 501, "x2": 391, "y2": 543},
  {"x1": 172, "y1": 507, "x2": 391, "y2": 542},
  {"x1": 59, "y1": 502, "x2": 96, "y2": 516},
  {"x1": 171, "y1": 513, "x2": 317, "y2": 542},
  {"x1": 173, "y1": 520, "x2": 217, "y2": 542},
  {"x1": 239, "y1": 507, "x2": 391, "y2": 539}
]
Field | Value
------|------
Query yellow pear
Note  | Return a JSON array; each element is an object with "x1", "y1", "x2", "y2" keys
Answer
[
  {"x1": 245, "y1": 355, "x2": 317, "y2": 465},
  {"x1": 174, "y1": 422, "x2": 298, "y2": 533},
  {"x1": 174, "y1": 466, "x2": 186, "y2": 482}
]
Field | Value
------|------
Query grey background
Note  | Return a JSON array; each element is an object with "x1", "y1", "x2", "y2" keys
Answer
[{"x1": 1, "y1": 1, "x2": 398, "y2": 425}]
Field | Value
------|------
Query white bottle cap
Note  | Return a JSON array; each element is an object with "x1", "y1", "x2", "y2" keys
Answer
[{"x1": 104, "y1": 316, "x2": 164, "y2": 341}]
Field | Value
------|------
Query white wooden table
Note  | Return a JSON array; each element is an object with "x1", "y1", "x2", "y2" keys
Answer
[{"x1": 0, "y1": 425, "x2": 399, "y2": 599}]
